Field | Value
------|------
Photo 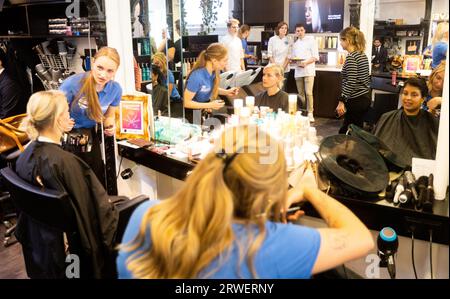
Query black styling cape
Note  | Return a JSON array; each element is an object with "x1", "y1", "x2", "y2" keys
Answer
[
  {"x1": 373, "y1": 109, "x2": 439, "y2": 167},
  {"x1": 15, "y1": 141, "x2": 118, "y2": 278}
]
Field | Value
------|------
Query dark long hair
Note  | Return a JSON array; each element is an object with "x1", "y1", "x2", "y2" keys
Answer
[{"x1": 151, "y1": 64, "x2": 164, "y2": 85}]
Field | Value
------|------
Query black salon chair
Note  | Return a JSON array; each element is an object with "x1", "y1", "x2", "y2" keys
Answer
[
  {"x1": 0, "y1": 167, "x2": 148, "y2": 278},
  {"x1": 242, "y1": 82, "x2": 265, "y2": 97},
  {"x1": 364, "y1": 92, "x2": 399, "y2": 131}
]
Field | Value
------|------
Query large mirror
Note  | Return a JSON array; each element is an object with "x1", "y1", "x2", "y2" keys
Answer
[{"x1": 130, "y1": 0, "x2": 184, "y2": 119}]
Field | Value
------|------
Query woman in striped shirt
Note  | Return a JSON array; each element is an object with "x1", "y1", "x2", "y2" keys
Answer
[{"x1": 336, "y1": 27, "x2": 371, "y2": 134}]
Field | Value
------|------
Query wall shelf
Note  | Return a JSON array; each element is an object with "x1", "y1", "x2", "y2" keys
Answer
[
  {"x1": 0, "y1": 1, "x2": 104, "y2": 38},
  {"x1": 373, "y1": 24, "x2": 425, "y2": 39}
]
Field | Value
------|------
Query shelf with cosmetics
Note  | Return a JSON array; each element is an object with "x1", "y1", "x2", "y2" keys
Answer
[
  {"x1": 373, "y1": 22, "x2": 426, "y2": 56},
  {"x1": 307, "y1": 33, "x2": 347, "y2": 67},
  {"x1": 0, "y1": 1, "x2": 105, "y2": 37}
]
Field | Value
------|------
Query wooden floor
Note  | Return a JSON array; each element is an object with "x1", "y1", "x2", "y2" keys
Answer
[
  {"x1": 0, "y1": 223, "x2": 28, "y2": 279},
  {"x1": 0, "y1": 117, "x2": 342, "y2": 279},
  {"x1": 313, "y1": 117, "x2": 343, "y2": 141}
]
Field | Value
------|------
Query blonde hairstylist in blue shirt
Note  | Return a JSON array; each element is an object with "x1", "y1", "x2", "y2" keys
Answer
[
  {"x1": 184, "y1": 43, "x2": 239, "y2": 123},
  {"x1": 59, "y1": 47, "x2": 122, "y2": 188}
]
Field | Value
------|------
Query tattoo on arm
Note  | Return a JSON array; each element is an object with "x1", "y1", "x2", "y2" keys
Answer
[{"x1": 330, "y1": 231, "x2": 349, "y2": 251}]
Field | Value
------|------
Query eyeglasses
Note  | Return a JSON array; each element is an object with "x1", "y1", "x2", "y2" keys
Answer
[{"x1": 231, "y1": 26, "x2": 239, "y2": 29}]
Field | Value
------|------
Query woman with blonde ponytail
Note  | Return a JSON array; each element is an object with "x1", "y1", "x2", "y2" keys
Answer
[
  {"x1": 336, "y1": 26, "x2": 371, "y2": 134},
  {"x1": 183, "y1": 43, "x2": 239, "y2": 123},
  {"x1": 59, "y1": 46, "x2": 122, "y2": 186},
  {"x1": 15, "y1": 90, "x2": 119, "y2": 278},
  {"x1": 117, "y1": 125, "x2": 374, "y2": 278}
]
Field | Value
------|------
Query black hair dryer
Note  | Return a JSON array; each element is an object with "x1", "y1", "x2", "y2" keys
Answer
[
  {"x1": 81, "y1": 49, "x2": 97, "y2": 71},
  {"x1": 81, "y1": 55, "x2": 91, "y2": 71},
  {"x1": 377, "y1": 227, "x2": 398, "y2": 279}
]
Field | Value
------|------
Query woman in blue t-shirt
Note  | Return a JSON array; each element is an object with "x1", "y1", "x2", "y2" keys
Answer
[
  {"x1": 117, "y1": 125, "x2": 374, "y2": 278},
  {"x1": 183, "y1": 43, "x2": 239, "y2": 123},
  {"x1": 59, "y1": 46, "x2": 122, "y2": 187},
  {"x1": 152, "y1": 52, "x2": 181, "y2": 102},
  {"x1": 431, "y1": 22, "x2": 448, "y2": 69}
]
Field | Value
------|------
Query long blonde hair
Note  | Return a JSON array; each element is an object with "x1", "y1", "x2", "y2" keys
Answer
[
  {"x1": 427, "y1": 61, "x2": 446, "y2": 94},
  {"x1": 432, "y1": 22, "x2": 449, "y2": 45},
  {"x1": 186, "y1": 43, "x2": 227, "y2": 100},
  {"x1": 305, "y1": 0, "x2": 322, "y2": 33},
  {"x1": 152, "y1": 52, "x2": 168, "y2": 77},
  {"x1": 121, "y1": 125, "x2": 288, "y2": 278},
  {"x1": 74, "y1": 47, "x2": 120, "y2": 123},
  {"x1": 340, "y1": 26, "x2": 366, "y2": 53},
  {"x1": 23, "y1": 90, "x2": 68, "y2": 140}
]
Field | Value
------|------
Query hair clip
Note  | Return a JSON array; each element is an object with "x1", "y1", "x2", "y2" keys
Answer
[
  {"x1": 216, "y1": 149, "x2": 228, "y2": 161},
  {"x1": 216, "y1": 149, "x2": 239, "y2": 173}
]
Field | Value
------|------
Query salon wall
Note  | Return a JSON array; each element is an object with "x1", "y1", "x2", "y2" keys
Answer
[
  {"x1": 173, "y1": 0, "x2": 181, "y2": 41},
  {"x1": 375, "y1": 0, "x2": 425, "y2": 24},
  {"x1": 149, "y1": 0, "x2": 166, "y2": 47},
  {"x1": 431, "y1": 0, "x2": 449, "y2": 16},
  {"x1": 105, "y1": 0, "x2": 134, "y2": 93}
]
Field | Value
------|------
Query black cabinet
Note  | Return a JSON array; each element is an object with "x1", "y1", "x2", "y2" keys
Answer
[
  {"x1": 285, "y1": 69, "x2": 341, "y2": 118},
  {"x1": 313, "y1": 71, "x2": 342, "y2": 118}
]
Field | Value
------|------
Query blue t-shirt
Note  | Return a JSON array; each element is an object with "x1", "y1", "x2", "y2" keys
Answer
[
  {"x1": 186, "y1": 68, "x2": 215, "y2": 103},
  {"x1": 422, "y1": 44, "x2": 432, "y2": 59},
  {"x1": 422, "y1": 95, "x2": 432, "y2": 111},
  {"x1": 59, "y1": 73, "x2": 122, "y2": 129},
  {"x1": 161, "y1": 70, "x2": 181, "y2": 101},
  {"x1": 432, "y1": 42, "x2": 447, "y2": 69},
  {"x1": 117, "y1": 200, "x2": 321, "y2": 279},
  {"x1": 242, "y1": 38, "x2": 250, "y2": 55}
]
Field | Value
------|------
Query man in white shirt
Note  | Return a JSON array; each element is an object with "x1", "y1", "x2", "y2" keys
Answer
[
  {"x1": 221, "y1": 19, "x2": 245, "y2": 72},
  {"x1": 291, "y1": 23, "x2": 319, "y2": 122}
]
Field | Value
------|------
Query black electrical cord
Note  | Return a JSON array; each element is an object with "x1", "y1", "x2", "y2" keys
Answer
[
  {"x1": 429, "y1": 229, "x2": 433, "y2": 279},
  {"x1": 411, "y1": 230, "x2": 418, "y2": 279},
  {"x1": 116, "y1": 155, "x2": 124, "y2": 180},
  {"x1": 342, "y1": 264, "x2": 348, "y2": 279},
  {"x1": 388, "y1": 256, "x2": 397, "y2": 279}
]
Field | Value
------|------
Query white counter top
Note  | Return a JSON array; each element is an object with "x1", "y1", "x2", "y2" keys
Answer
[{"x1": 316, "y1": 65, "x2": 343, "y2": 72}]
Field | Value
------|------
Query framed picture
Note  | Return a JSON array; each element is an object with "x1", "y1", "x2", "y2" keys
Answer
[
  {"x1": 405, "y1": 39, "x2": 421, "y2": 55},
  {"x1": 115, "y1": 94, "x2": 150, "y2": 140},
  {"x1": 402, "y1": 55, "x2": 422, "y2": 74},
  {"x1": 119, "y1": 101, "x2": 144, "y2": 135}
]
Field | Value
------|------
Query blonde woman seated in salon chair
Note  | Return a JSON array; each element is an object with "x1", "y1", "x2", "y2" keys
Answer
[
  {"x1": 254, "y1": 64, "x2": 289, "y2": 113},
  {"x1": 14, "y1": 90, "x2": 119, "y2": 278}
]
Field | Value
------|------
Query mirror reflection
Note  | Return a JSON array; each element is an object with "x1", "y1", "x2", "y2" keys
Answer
[
  {"x1": 130, "y1": 0, "x2": 172, "y2": 118},
  {"x1": 131, "y1": 0, "x2": 447, "y2": 161},
  {"x1": 141, "y1": 0, "x2": 184, "y2": 119}
]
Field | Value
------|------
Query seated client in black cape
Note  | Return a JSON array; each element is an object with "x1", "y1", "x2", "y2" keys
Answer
[{"x1": 373, "y1": 77, "x2": 439, "y2": 168}]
